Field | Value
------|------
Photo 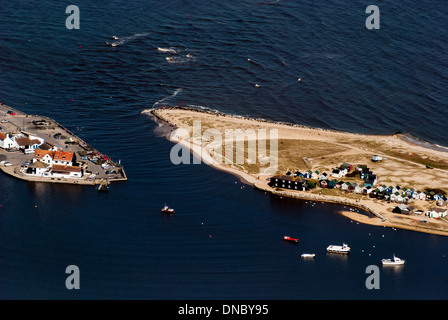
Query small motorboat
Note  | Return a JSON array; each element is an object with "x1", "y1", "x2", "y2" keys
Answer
[
  {"x1": 301, "y1": 253, "x2": 315, "y2": 259},
  {"x1": 283, "y1": 235, "x2": 299, "y2": 243},
  {"x1": 382, "y1": 254, "x2": 405, "y2": 266},
  {"x1": 105, "y1": 41, "x2": 117, "y2": 47},
  {"x1": 112, "y1": 36, "x2": 119, "y2": 40},
  {"x1": 161, "y1": 204, "x2": 175, "y2": 214},
  {"x1": 327, "y1": 243, "x2": 350, "y2": 254}
]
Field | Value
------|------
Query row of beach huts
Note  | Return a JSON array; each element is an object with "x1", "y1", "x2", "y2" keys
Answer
[{"x1": 268, "y1": 162, "x2": 448, "y2": 212}]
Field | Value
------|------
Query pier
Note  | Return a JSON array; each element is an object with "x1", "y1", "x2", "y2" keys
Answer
[{"x1": 0, "y1": 103, "x2": 127, "y2": 186}]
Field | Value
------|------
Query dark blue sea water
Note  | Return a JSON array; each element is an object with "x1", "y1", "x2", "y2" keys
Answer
[{"x1": 0, "y1": 0, "x2": 447, "y2": 299}]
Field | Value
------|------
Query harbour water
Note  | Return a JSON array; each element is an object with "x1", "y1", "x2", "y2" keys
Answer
[{"x1": 0, "y1": 0, "x2": 447, "y2": 299}]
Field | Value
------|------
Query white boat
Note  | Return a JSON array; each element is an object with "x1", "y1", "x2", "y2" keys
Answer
[
  {"x1": 327, "y1": 243, "x2": 350, "y2": 254},
  {"x1": 382, "y1": 255, "x2": 405, "y2": 266},
  {"x1": 301, "y1": 253, "x2": 315, "y2": 259}
]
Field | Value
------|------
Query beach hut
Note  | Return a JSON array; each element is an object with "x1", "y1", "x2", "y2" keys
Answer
[
  {"x1": 364, "y1": 174, "x2": 377, "y2": 187},
  {"x1": 390, "y1": 193, "x2": 397, "y2": 202},
  {"x1": 339, "y1": 163, "x2": 352, "y2": 172},
  {"x1": 360, "y1": 167, "x2": 372, "y2": 178},
  {"x1": 393, "y1": 204, "x2": 409, "y2": 214},
  {"x1": 268, "y1": 175, "x2": 307, "y2": 191},
  {"x1": 376, "y1": 191, "x2": 386, "y2": 199},
  {"x1": 348, "y1": 182, "x2": 357, "y2": 193},
  {"x1": 341, "y1": 182, "x2": 350, "y2": 191},
  {"x1": 331, "y1": 169, "x2": 342, "y2": 178},
  {"x1": 412, "y1": 191, "x2": 421, "y2": 200},
  {"x1": 319, "y1": 172, "x2": 328, "y2": 180},
  {"x1": 328, "y1": 180, "x2": 337, "y2": 189},
  {"x1": 303, "y1": 172, "x2": 311, "y2": 179},
  {"x1": 406, "y1": 188, "x2": 414, "y2": 197},
  {"x1": 427, "y1": 208, "x2": 447, "y2": 218},
  {"x1": 362, "y1": 186, "x2": 372, "y2": 194}
]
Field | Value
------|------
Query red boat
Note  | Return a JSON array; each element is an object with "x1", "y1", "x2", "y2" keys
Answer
[
  {"x1": 283, "y1": 235, "x2": 299, "y2": 243},
  {"x1": 161, "y1": 204, "x2": 175, "y2": 214}
]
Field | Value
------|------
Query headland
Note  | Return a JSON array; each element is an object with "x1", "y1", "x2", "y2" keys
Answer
[{"x1": 144, "y1": 106, "x2": 448, "y2": 236}]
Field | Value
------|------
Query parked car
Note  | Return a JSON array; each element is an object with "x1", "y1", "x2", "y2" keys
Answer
[{"x1": 22, "y1": 161, "x2": 31, "y2": 167}]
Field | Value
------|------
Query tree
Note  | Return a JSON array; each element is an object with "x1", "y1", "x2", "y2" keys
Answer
[{"x1": 306, "y1": 180, "x2": 317, "y2": 189}]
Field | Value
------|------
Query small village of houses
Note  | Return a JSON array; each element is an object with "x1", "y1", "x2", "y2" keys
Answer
[
  {"x1": 0, "y1": 127, "x2": 122, "y2": 182},
  {"x1": 268, "y1": 160, "x2": 448, "y2": 220},
  {"x1": 0, "y1": 131, "x2": 85, "y2": 179}
]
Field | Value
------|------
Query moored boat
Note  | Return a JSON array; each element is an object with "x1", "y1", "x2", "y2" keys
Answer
[
  {"x1": 283, "y1": 235, "x2": 299, "y2": 243},
  {"x1": 161, "y1": 204, "x2": 175, "y2": 214},
  {"x1": 327, "y1": 243, "x2": 350, "y2": 254},
  {"x1": 382, "y1": 254, "x2": 405, "y2": 266},
  {"x1": 301, "y1": 253, "x2": 315, "y2": 259}
]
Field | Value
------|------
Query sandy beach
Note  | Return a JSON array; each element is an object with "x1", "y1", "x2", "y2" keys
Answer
[{"x1": 144, "y1": 107, "x2": 448, "y2": 236}]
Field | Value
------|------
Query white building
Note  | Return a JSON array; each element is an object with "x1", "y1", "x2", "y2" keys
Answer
[
  {"x1": 25, "y1": 161, "x2": 50, "y2": 176},
  {"x1": 15, "y1": 136, "x2": 44, "y2": 154},
  {"x1": 427, "y1": 209, "x2": 447, "y2": 219},
  {"x1": 32, "y1": 150, "x2": 75, "y2": 167},
  {"x1": 50, "y1": 164, "x2": 83, "y2": 178},
  {"x1": 24, "y1": 149, "x2": 81, "y2": 179},
  {"x1": 331, "y1": 169, "x2": 347, "y2": 178},
  {"x1": 319, "y1": 172, "x2": 328, "y2": 180},
  {"x1": 0, "y1": 133, "x2": 19, "y2": 149}
]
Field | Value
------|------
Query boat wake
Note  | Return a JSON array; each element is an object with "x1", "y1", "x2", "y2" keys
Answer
[
  {"x1": 157, "y1": 47, "x2": 177, "y2": 53},
  {"x1": 157, "y1": 46, "x2": 196, "y2": 64},
  {"x1": 106, "y1": 32, "x2": 151, "y2": 47}
]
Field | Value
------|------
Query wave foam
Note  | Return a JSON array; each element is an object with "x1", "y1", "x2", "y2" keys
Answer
[{"x1": 152, "y1": 88, "x2": 183, "y2": 108}]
